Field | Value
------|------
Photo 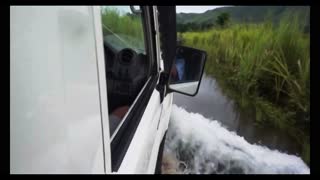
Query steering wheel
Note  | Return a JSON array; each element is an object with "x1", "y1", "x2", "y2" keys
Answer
[{"x1": 105, "y1": 45, "x2": 147, "y2": 102}]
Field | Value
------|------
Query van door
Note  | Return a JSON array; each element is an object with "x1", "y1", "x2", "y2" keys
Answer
[
  {"x1": 10, "y1": 6, "x2": 106, "y2": 173},
  {"x1": 98, "y1": 6, "x2": 169, "y2": 173},
  {"x1": 98, "y1": 5, "x2": 207, "y2": 174}
]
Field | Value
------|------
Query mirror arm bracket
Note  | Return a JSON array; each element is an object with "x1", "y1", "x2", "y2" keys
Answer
[{"x1": 156, "y1": 72, "x2": 169, "y2": 103}]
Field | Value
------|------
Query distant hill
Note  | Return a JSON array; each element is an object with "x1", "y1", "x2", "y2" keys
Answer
[{"x1": 176, "y1": 6, "x2": 310, "y2": 31}]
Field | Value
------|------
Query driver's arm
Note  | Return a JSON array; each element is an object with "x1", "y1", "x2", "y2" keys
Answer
[
  {"x1": 109, "y1": 114, "x2": 121, "y2": 134},
  {"x1": 109, "y1": 106, "x2": 129, "y2": 134}
]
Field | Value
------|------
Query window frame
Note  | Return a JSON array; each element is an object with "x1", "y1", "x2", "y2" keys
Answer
[
  {"x1": 100, "y1": 5, "x2": 150, "y2": 139},
  {"x1": 101, "y1": 6, "x2": 159, "y2": 172}
]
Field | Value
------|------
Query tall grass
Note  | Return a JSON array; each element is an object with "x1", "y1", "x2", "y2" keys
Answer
[
  {"x1": 101, "y1": 7, "x2": 145, "y2": 50},
  {"x1": 180, "y1": 15, "x2": 310, "y2": 164}
]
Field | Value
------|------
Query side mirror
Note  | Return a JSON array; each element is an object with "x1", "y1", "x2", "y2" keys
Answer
[{"x1": 168, "y1": 45, "x2": 207, "y2": 96}]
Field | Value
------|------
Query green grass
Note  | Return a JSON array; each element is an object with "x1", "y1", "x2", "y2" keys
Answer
[
  {"x1": 180, "y1": 15, "x2": 310, "y2": 165},
  {"x1": 101, "y1": 7, "x2": 145, "y2": 50}
]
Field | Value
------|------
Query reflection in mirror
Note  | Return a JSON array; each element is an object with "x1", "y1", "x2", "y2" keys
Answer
[{"x1": 169, "y1": 46, "x2": 206, "y2": 96}]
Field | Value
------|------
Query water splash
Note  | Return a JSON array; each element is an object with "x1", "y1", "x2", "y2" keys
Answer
[{"x1": 162, "y1": 105, "x2": 310, "y2": 174}]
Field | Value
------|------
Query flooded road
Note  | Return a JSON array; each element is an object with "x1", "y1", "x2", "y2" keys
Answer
[
  {"x1": 172, "y1": 74, "x2": 300, "y2": 155},
  {"x1": 161, "y1": 74, "x2": 307, "y2": 174}
]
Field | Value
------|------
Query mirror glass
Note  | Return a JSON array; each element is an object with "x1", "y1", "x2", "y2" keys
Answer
[{"x1": 168, "y1": 45, "x2": 206, "y2": 96}]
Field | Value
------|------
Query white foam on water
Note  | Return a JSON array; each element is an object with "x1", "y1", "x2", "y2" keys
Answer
[{"x1": 163, "y1": 105, "x2": 310, "y2": 174}]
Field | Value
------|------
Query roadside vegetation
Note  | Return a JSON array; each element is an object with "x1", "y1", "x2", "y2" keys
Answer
[{"x1": 179, "y1": 14, "x2": 310, "y2": 165}]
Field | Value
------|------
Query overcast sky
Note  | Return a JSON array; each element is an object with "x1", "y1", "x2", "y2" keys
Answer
[
  {"x1": 176, "y1": 6, "x2": 227, "y2": 13},
  {"x1": 106, "y1": 6, "x2": 229, "y2": 15}
]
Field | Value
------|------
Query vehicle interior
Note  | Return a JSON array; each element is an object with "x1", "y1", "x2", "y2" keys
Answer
[
  {"x1": 182, "y1": 49, "x2": 204, "y2": 82},
  {"x1": 103, "y1": 37, "x2": 149, "y2": 114},
  {"x1": 101, "y1": 6, "x2": 151, "y2": 135},
  {"x1": 170, "y1": 47, "x2": 204, "y2": 84}
]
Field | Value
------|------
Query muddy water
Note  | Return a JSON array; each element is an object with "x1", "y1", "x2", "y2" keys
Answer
[
  {"x1": 172, "y1": 74, "x2": 300, "y2": 155},
  {"x1": 162, "y1": 75, "x2": 305, "y2": 173}
]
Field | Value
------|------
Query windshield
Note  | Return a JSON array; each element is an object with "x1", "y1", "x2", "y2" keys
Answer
[{"x1": 101, "y1": 6, "x2": 146, "y2": 54}]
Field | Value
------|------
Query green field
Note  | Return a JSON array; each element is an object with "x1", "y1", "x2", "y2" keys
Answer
[{"x1": 179, "y1": 15, "x2": 310, "y2": 165}]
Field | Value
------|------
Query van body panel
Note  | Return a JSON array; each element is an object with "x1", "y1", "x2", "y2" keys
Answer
[
  {"x1": 117, "y1": 89, "x2": 162, "y2": 173},
  {"x1": 92, "y1": 6, "x2": 112, "y2": 173},
  {"x1": 10, "y1": 6, "x2": 105, "y2": 174}
]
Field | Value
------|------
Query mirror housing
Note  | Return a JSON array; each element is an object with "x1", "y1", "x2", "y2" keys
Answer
[
  {"x1": 167, "y1": 45, "x2": 207, "y2": 96},
  {"x1": 130, "y1": 6, "x2": 141, "y2": 14}
]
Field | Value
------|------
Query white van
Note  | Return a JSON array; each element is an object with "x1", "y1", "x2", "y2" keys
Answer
[{"x1": 10, "y1": 6, "x2": 206, "y2": 174}]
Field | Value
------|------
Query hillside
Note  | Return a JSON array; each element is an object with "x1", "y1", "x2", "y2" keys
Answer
[{"x1": 177, "y1": 6, "x2": 310, "y2": 30}]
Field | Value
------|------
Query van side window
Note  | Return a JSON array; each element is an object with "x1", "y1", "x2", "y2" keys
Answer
[{"x1": 100, "y1": 6, "x2": 149, "y2": 137}]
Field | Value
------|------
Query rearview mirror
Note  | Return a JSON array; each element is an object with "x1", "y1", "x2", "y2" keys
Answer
[{"x1": 168, "y1": 45, "x2": 207, "y2": 96}]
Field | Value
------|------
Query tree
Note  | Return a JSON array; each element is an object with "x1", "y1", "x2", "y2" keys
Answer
[{"x1": 216, "y1": 12, "x2": 230, "y2": 27}]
